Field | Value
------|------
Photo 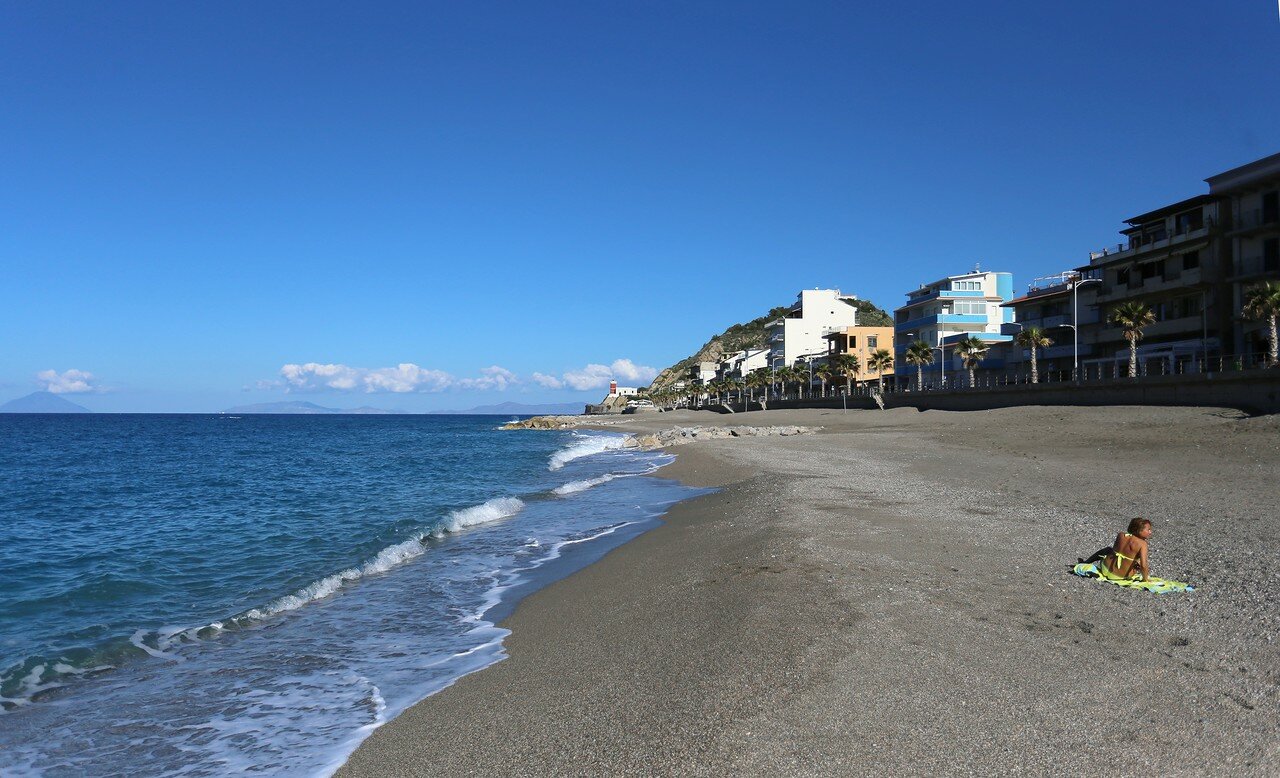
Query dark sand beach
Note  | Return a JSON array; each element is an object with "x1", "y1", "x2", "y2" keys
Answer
[{"x1": 340, "y1": 406, "x2": 1279, "y2": 776}]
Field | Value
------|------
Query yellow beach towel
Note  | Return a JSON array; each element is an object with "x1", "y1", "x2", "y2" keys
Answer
[{"x1": 1073, "y1": 562, "x2": 1194, "y2": 593}]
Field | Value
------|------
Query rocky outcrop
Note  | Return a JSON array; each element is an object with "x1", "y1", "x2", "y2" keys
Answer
[
  {"x1": 501, "y1": 415, "x2": 627, "y2": 430},
  {"x1": 501, "y1": 416, "x2": 584, "y2": 430}
]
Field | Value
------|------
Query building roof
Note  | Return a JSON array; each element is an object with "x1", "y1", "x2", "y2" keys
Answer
[
  {"x1": 1001, "y1": 286, "x2": 1071, "y2": 307},
  {"x1": 1122, "y1": 194, "x2": 1219, "y2": 226},
  {"x1": 1205, "y1": 151, "x2": 1280, "y2": 193}
]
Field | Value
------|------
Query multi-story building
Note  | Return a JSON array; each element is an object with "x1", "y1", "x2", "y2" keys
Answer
[
  {"x1": 766, "y1": 288, "x2": 861, "y2": 369},
  {"x1": 823, "y1": 326, "x2": 895, "y2": 384},
  {"x1": 998, "y1": 272, "x2": 1101, "y2": 379},
  {"x1": 893, "y1": 270, "x2": 1014, "y2": 381},
  {"x1": 1075, "y1": 194, "x2": 1230, "y2": 375},
  {"x1": 720, "y1": 348, "x2": 770, "y2": 379},
  {"x1": 688, "y1": 361, "x2": 718, "y2": 384},
  {"x1": 1206, "y1": 151, "x2": 1280, "y2": 359}
]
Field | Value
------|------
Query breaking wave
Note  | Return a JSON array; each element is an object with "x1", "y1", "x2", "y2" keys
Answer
[{"x1": 548, "y1": 433, "x2": 628, "y2": 471}]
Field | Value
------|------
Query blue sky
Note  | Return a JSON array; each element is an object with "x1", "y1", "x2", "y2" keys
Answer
[{"x1": 2, "y1": 1, "x2": 1278, "y2": 411}]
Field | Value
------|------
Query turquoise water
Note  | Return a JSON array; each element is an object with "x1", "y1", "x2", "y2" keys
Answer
[{"x1": 0, "y1": 414, "x2": 699, "y2": 775}]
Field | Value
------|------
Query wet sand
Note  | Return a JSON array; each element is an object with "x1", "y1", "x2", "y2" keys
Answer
[{"x1": 340, "y1": 406, "x2": 1280, "y2": 775}]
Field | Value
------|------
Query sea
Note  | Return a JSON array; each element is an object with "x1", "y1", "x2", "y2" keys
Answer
[{"x1": 0, "y1": 414, "x2": 702, "y2": 776}]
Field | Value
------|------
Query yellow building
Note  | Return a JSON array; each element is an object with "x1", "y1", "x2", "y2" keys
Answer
[{"x1": 824, "y1": 326, "x2": 895, "y2": 384}]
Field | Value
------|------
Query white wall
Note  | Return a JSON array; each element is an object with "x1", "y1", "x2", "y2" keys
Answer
[{"x1": 770, "y1": 289, "x2": 860, "y2": 366}]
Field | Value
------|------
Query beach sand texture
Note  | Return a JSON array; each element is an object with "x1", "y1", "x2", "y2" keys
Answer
[{"x1": 340, "y1": 406, "x2": 1279, "y2": 776}]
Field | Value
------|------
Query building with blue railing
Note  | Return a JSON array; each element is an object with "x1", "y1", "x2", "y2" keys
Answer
[{"x1": 893, "y1": 269, "x2": 1014, "y2": 384}]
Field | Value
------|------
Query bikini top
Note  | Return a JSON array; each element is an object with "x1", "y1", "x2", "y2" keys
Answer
[{"x1": 1112, "y1": 533, "x2": 1138, "y2": 563}]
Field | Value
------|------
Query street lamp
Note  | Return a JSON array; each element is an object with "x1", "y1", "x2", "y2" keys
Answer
[{"x1": 1069, "y1": 275, "x2": 1102, "y2": 379}]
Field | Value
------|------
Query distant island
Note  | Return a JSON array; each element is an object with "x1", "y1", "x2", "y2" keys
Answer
[
  {"x1": 0, "y1": 391, "x2": 92, "y2": 413},
  {"x1": 223, "y1": 401, "x2": 404, "y2": 415},
  {"x1": 431, "y1": 401, "x2": 583, "y2": 416}
]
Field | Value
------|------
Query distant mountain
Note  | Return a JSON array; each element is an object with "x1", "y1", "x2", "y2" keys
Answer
[
  {"x1": 223, "y1": 401, "x2": 404, "y2": 415},
  {"x1": 432, "y1": 401, "x2": 584, "y2": 416},
  {"x1": 0, "y1": 391, "x2": 93, "y2": 413}
]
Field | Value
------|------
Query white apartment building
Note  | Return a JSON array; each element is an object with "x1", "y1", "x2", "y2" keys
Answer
[
  {"x1": 720, "y1": 348, "x2": 770, "y2": 378},
  {"x1": 688, "y1": 361, "x2": 719, "y2": 384},
  {"x1": 767, "y1": 289, "x2": 861, "y2": 368}
]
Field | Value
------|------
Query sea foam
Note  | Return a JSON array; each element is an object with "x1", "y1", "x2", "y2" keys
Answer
[
  {"x1": 245, "y1": 497, "x2": 525, "y2": 621},
  {"x1": 548, "y1": 434, "x2": 627, "y2": 471},
  {"x1": 552, "y1": 474, "x2": 617, "y2": 495}
]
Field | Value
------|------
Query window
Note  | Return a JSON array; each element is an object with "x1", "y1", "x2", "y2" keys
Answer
[
  {"x1": 867, "y1": 335, "x2": 878, "y2": 349},
  {"x1": 1174, "y1": 210, "x2": 1204, "y2": 234},
  {"x1": 1265, "y1": 238, "x2": 1279, "y2": 272},
  {"x1": 848, "y1": 336, "x2": 858, "y2": 349},
  {"x1": 951, "y1": 280, "x2": 981, "y2": 291},
  {"x1": 1116, "y1": 268, "x2": 1130, "y2": 285},
  {"x1": 1140, "y1": 261, "x2": 1163, "y2": 279},
  {"x1": 1264, "y1": 191, "x2": 1279, "y2": 224},
  {"x1": 952, "y1": 301, "x2": 986, "y2": 315},
  {"x1": 1182, "y1": 251, "x2": 1199, "y2": 270}
]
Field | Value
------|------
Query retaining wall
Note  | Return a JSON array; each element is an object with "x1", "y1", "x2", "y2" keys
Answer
[{"x1": 714, "y1": 371, "x2": 1280, "y2": 416}]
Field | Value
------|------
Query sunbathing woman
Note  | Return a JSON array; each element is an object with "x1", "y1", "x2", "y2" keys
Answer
[
  {"x1": 1103, "y1": 517, "x2": 1152, "y2": 581},
  {"x1": 1074, "y1": 518, "x2": 1191, "y2": 593}
]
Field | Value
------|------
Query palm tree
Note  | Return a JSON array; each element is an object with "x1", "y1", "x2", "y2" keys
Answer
[
  {"x1": 904, "y1": 340, "x2": 934, "y2": 390},
  {"x1": 1110, "y1": 301, "x2": 1156, "y2": 378},
  {"x1": 828, "y1": 353, "x2": 860, "y2": 395},
  {"x1": 1243, "y1": 281, "x2": 1280, "y2": 366},
  {"x1": 955, "y1": 335, "x2": 990, "y2": 388},
  {"x1": 783, "y1": 364, "x2": 804, "y2": 399},
  {"x1": 814, "y1": 362, "x2": 835, "y2": 397},
  {"x1": 746, "y1": 369, "x2": 769, "y2": 407},
  {"x1": 867, "y1": 349, "x2": 894, "y2": 393},
  {"x1": 1015, "y1": 326, "x2": 1054, "y2": 384},
  {"x1": 706, "y1": 379, "x2": 723, "y2": 405}
]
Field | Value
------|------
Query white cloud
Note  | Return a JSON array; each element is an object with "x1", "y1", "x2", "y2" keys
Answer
[
  {"x1": 274, "y1": 363, "x2": 516, "y2": 393},
  {"x1": 556, "y1": 359, "x2": 659, "y2": 391},
  {"x1": 531, "y1": 372, "x2": 564, "y2": 389},
  {"x1": 459, "y1": 365, "x2": 518, "y2": 391},
  {"x1": 562, "y1": 364, "x2": 615, "y2": 391},
  {"x1": 363, "y1": 364, "x2": 454, "y2": 393},
  {"x1": 608, "y1": 358, "x2": 657, "y2": 384},
  {"x1": 36, "y1": 369, "x2": 98, "y2": 394}
]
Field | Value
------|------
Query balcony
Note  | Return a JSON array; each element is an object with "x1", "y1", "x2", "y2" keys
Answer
[
  {"x1": 1005, "y1": 343, "x2": 1093, "y2": 362},
  {"x1": 1092, "y1": 315, "x2": 1206, "y2": 342},
  {"x1": 895, "y1": 313, "x2": 989, "y2": 332},
  {"x1": 904, "y1": 288, "x2": 989, "y2": 305},
  {"x1": 1231, "y1": 255, "x2": 1280, "y2": 280},
  {"x1": 1096, "y1": 267, "x2": 1206, "y2": 302},
  {"x1": 1088, "y1": 225, "x2": 1213, "y2": 264},
  {"x1": 1231, "y1": 208, "x2": 1280, "y2": 235},
  {"x1": 1002, "y1": 313, "x2": 1070, "y2": 334}
]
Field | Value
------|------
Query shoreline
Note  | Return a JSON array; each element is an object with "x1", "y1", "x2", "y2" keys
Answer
[{"x1": 340, "y1": 406, "x2": 1279, "y2": 775}]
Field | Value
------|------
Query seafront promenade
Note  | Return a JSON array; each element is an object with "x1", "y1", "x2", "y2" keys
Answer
[{"x1": 341, "y1": 405, "x2": 1279, "y2": 775}]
